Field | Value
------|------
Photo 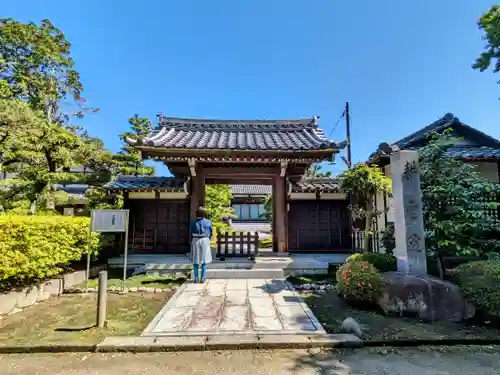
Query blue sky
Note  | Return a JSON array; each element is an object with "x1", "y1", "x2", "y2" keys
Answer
[{"x1": 4, "y1": 0, "x2": 500, "y2": 176}]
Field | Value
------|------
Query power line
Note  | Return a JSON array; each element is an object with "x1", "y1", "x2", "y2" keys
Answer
[{"x1": 328, "y1": 109, "x2": 346, "y2": 138}]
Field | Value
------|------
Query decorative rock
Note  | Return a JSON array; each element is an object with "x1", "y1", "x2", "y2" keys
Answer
[
  {"x1": 154, "y1": 288, "x2": 163, "y2": 293},
  {"x1": 340, "y1": 317, "x2": 363, "y2": 338},
  {"x1": 145, "y1": 287, "x2": 155, "y2": 293},
  {"x1": 162, "y1": 288, "x2": 171, "y2": 293},
  {"x1": 303, "y1": 284, "x2": 311, "y2": 290},
  {"x1": 129, "y1": 287, "x2": 138, "y2": 293},
  {"x1": 378, "y1": 272, "x2": 475, "y2": 322},
  {"x1": 319, "y1": 285, "x2": 326, "y2": 291},
  {"x1": 138, "y1": 287, "x2": 147, "y2": 293}
]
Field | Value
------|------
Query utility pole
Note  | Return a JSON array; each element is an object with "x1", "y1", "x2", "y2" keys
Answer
[{"x1": 345, "y1": 101, "x2": 352, "y2": 168}]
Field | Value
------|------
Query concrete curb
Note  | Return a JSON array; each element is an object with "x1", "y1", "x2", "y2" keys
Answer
[
  {"x1": 3, "y1": 336, "x2": 500, "y2": 354},
  {"x1": 0, "y1": 334, "x2": 362, "y2": 354}
]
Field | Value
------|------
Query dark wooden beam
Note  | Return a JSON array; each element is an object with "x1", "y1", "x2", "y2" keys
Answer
[
  {"x1": 205, "y1": 178, "x2": 273, "y2": 185},
  {"x1": 201, "y1": 167, "x2": 280, "y2": 176}
]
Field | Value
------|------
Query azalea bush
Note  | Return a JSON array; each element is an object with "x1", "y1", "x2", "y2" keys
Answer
[
  {"x1": 0, "y1": 216, "x2": 100, "y2": 289},
  {"x1": 336, "y1": 261, "x2": 386, "y2": 303}
]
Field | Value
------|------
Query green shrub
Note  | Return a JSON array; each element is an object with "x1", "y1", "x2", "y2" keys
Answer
[
  {"x1": 0, "y1": 216, "x2": 100, "y2": 287},
  {"x1": 336, "y1": 261, "x2": 386, "y2": 303},
  {"x1": 380, "y1": 223, "x2": 395, "y2": 255},
  {"x1": 346, "y1": 253, "x2": 397, "y2": 272},
  {"x1": 450, "y1": 260, "x2": 500, "y2": 318}
]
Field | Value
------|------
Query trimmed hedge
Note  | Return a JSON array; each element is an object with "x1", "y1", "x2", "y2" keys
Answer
[
  {"x1": 346, "y1": 252, "x2": 441, "y2": 277},
  {"x1": 450, "y1": 260, "x2": 500, "y2": 318},
  {"x1": 0, "y1": 216, "x2": 100, "y2": 287},
  {"x1": 346, "y1": 253, "x2": 397, "y2": 272}
]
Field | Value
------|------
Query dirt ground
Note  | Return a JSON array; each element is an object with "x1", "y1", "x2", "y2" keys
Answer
[
  {"x1": 1, "y1": 346, "x2": 499, "y2": 375},
  {"x1": 302, "y1": 290, "x2": 500, "y2": 340}
]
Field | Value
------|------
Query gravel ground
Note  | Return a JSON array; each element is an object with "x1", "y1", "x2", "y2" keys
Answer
[{"x1": 1, "y1": 346, "x2": 499, "y2": 375}]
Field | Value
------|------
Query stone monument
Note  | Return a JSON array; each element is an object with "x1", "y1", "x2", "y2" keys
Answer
[
  {"x1": 378, "y1": 150, "x2": 475, "y2": 322},
  {"x1": 391, "y1": 150, "x2": 427, "y2": 275}
]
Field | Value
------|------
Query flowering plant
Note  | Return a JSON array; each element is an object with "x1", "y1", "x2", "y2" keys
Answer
[{"x1": 336, "y1": 261, "x2": 386, "y2": 303}]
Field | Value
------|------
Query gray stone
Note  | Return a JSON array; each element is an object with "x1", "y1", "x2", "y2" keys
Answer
[
  {"x1": 138, "y1": 287, "x2": 147, "y2": 292},
  {"x1": 145, "y1": 287, "x2": 155, "y2": 293},
  {"x1": 378, "y1": 272, "x2": 475, "y2": 322},
  {"x1": 0, "y1": 291, "x2": 19, "y2": 315},
  {"x1": 340, "y1": 317, "x2": 363, "y2": 338},
  {"x1": 129, "y1": 287, "x2": 138, "y2": 292},
  {"x1": 303, "y1": 284, "x2": 311, "y2": 290},
  {"x1": 390, "y1": 150, "x2": 427, "y2": 276},
  {"x1": 154, "y1": 288, "x2": 163, "y2": 293}
]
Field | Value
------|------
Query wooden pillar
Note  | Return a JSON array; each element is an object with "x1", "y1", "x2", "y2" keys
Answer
[
  {"x1": 190, "y1": 165, "x2": 206, "y2": 221},
  {"x1": 273, "y1": 176, "x2": 287, "y2": 252}
]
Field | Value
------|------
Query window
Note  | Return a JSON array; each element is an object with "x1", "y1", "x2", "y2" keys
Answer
[
  {"x1": 232, "y1": 204, "x2": 242, "y2": 219},
  {"x1": 250, "y1": 204, "x2": 259, "y2": 219}
]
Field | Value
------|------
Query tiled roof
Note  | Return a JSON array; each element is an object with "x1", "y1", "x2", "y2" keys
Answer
[
  {"x1": 443, "y1": 145, "x2": 500, "y2": 159},
  {"x1": 55, "y1": 184, "x2": 90, "y2": 195},
  {"x1": 103, "y1": 176, "x2": 343, "y2": 194},
  {"x1": 104, "y1": 176, "x2": 186, "y2": 191},
  {"x1": 368, "y1": 113, "x2": 500, "y2": 162},
  {"x1": 231, "y1": 185, "x2": 272, "y2": 196},
  {"x1": 126, "y1": 116, "x2": 346, "y2": 151},
  {"x1": 291, "y1": 178, "x2": 342, "y2": 193}
]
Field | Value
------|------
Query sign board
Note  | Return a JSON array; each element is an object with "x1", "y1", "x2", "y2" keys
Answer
[
  {"x1": 87, "y1": 209, "x2": 130, "y2": 291},
  {"x1": 91, "y1": 209, "x2": 129, "y2": 233}
]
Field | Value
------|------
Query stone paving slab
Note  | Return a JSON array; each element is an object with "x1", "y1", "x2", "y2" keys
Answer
[{"x1": 142, "y1": 278, "x2": 326, "y2": 337}]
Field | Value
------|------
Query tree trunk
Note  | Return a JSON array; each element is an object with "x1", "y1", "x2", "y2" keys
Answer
[
  {"x1": 436, "y1": 253, "x2": 445, "y2": 280},
  {"x1": 363, "y1": 209, "x2": 374, "y2": 253},
  {"x1": 29, "y1": 200, "x2": 37, "y2": 216}
]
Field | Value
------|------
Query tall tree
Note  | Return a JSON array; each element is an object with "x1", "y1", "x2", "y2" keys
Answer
[
  {"x1": 339, "y1": 163, "x2": 392, "y2": 252},
  {"x1": 0, "y1": 18, "x2": 92, "y2": 121},
  {"x1": 420, "y1": 130, "x2": 500, "y2": 258},
  {"x1": 114, "y1": 115, "x2": 155, "y2": 176},
  {"x1": 0, "y1": 18, "x2": 105, "y2": 213},
  {"x1": 473, "y1": 5, "x2": 500, "y2": 81},
  {"x1": 0, "y1": 99, "x2": 82, "y2": 213},
  {"x1": 305, "y1": 163, "x2": 332, "y2": 178}
]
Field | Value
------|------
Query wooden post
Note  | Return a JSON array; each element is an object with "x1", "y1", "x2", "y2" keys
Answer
[
  {"x1": 239, "y1": 232, "x2": 244, "y2": 256},
  {"x1": 253, "y1": 231, "x2": 259, "y2": 260},
  {"x1": 97, "y1": 270, "x2": 108, "y2": 328},
  {"x1": 273, "y1": 176, "x2": 287, "y2": 252}
]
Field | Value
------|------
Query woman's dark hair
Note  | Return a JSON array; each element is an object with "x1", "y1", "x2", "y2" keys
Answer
[{"x1": 196, "y1": 206, "x2": 207, "y2": 218}]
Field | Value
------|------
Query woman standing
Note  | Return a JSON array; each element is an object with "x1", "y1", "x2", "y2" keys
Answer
[{"x1": 189, "y1": 206, "x2": 213, "y2": 283}]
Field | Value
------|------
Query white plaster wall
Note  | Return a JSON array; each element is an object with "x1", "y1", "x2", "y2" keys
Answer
[{"x1": 468, "y1": 161, "x2": 499, "y2": 183}]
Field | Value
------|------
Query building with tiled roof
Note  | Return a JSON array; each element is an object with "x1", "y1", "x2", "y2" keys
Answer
[
  {"x1": 367, "y1": 113, "x2": 500, "y2": 235},
  {"x1": 107, "y1": 115, "x2": 351, "y2": 254}
]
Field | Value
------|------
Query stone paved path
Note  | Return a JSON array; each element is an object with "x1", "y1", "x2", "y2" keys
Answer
[{"x1": 143, "y1": 279, "x2": 325, "y2": 336}]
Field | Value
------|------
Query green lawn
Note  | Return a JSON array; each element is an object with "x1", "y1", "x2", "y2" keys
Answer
[{"x1": 0, "y1": 293, "x2": 168, "y2": 345}]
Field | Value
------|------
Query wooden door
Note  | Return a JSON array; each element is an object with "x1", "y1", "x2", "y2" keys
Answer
[
  {"x1": 127, "y1": 199, "x2": 190, "y2": 253},
  {"x1": 287, "y1": 200, "x2": 350, "y2": 251}
]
